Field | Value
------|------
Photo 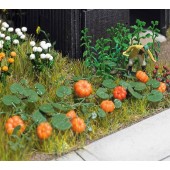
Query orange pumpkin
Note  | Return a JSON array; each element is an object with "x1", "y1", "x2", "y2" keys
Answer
[
  {"x1": 71, "y1": 117, "x2": 86, "y2": 133},
  {"x1": 5, "y1": 116, "x2": 26, "y2": 135},
  {"x1": 66, "y1": 110, "x2": 77, "y2": 120},
  {"x1": 157, "y1": 82, "x2": 166, "y2": 93},
  {"x1": 113, "y1": 86, "x2": 127, "y2": 101},
  {"x1": 136, "y1": 71, "x2": 149, "y2": 83},
  {"x1": 74, "y1": 80, "x2": 92, "y2": 98},
  {"x1": 8, "y1": 58, "x2": 15, "y2": 64},
  {"x1": 1, "y1": 66, "x2": 8, "y2": 72},
  {"x1": 10, "y1": 51, "x2": 17, "y2": 58},
  {"x1": 37, "y1": 122, "x2": 52, "y2": 140},
  {"x1": 100, "y1": 100, "x2": 115, "y2": 113}
]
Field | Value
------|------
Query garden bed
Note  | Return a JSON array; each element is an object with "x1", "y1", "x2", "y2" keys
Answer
[{"x1": 0, "y1": 19, "x2": 170, "y2": 161}]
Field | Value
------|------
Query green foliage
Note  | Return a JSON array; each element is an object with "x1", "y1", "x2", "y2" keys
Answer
[
  {"x1": 130, "y1": 82, "x2": 147, "y2": 91},
  {"x1": 114, "y1": 99, "x2": 122, "y2": 108},
  {"x1": 56, "y1": 86, "x2": 72, "y2": 98},
  {"x1": 102, "y1": 79, "x2": 116, "y2": 89},
  {"x1": 131, "y1": 19, "x2": 146, "y2": 44},
  {"x1": 97, "y1": 108, "x2": 106, "y2": 118},
  {"x1": 32, "y1": 110, "x2": 47, "y2": 124},
  {"x1": 51, "y1": 114, "x2": 71, "y2": 131},
  {"x1": 147, "y1": 21, "x2": 160, "y2": 61},
  {"x1": 52, "y1": 102, "x2": 74, "y2": 112},
  {"x1": 81, "y1": 19, "x2": 161, "y2": 79},
  {"x1": 96, "y1": 88, "x2": 110, "y2": 99},
  {"x1": 39, "y1": 104, "x2": 55, "y2": 116},
  {"x1": 146, "y1": 79, "x2": 160, "y2": 88},
  {"x1": 147, "y1": 90, "x2": 163, "y2": 102},
  {"x1": 2, "y1": 95, "x2": 21, "y2": 106},
  {"x1": 128, "y1": 86, "x2": 143, "y2": 99},
  {"x1": 34, "y1": 83, "x2": 46, "y2": 96}
]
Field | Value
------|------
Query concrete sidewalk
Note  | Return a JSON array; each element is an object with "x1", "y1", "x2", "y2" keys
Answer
[{"x1": 54, "y1": 108, "x2": 170, "y2": 161}]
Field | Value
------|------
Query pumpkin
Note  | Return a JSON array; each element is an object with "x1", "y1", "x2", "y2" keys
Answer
[
  {"x1": 100, "y1": 100, "x2": 115, "y2": 113},
  {"x1": 136, "y1": 70, "x2": 149, "y2": 83},
  {"x1": 8, "y1": 58, "x2": 15, "y2": 64},
  {"x1": 74, "y1": 80, "x2": 92, "y2": 98},
  {"x1": 66, "y1": 110, "x2": 77, "y2": 120},
  {"x1": 113, "y1": 86, "x2": 127, "y2": 100},
  {"x1": 37, "y1": 122, "x2": 52, "y2": 140},
  {"x1": 2, "y1": 66, "x2": 8, "y2": 72},
  {"x1": 71, "y1": 117, "x2": 86, "y2": 133},
  {"x1": 157, "y1": 82, "x2": 166, "y2": 93},
  {"x1": 5, "y1": 116, "x2": 26, "y2": 135},
  {"x1": 10, "y1": 51, "x2": 17, "y2": 58},
  {"x1": 0, "y1": 52, "x2": 5, "y2": 59}
]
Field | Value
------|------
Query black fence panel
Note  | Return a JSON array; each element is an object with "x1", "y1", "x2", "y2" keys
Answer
[{"x1": 6, "y1": 9, "x2": 170, "y2": 59}]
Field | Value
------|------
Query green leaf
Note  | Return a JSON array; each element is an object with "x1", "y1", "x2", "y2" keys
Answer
[
  {"x1": 56, "y1": 86, "x2": 72, "y2": 98},
  {"x1": 97, "y1": 108, "x2": 106, "y2": 118},
  {"x1": 10, "y1": 83, "x2": 24, "y2": 94},
  {"x1": 147, "y1": 90, "x2": 163, "y2": 102},
  {"x1": 12, "y1": 125, "x2": 21, "y2": 135},
  {"x1": 39, "y1": 104, "x2": 55, "y2": 116},
  {"x1": 2, "y1": 95, "x2": 21, "y2": 106},
  {"x1": 128, "y1": 86, "x2": 143, "y2": 99},
  {"x1": 119, "y1": 80, "x2": 131, "y2": 89},
  {"x1": 52, "y1": 103, "x2": 74, "y2": 112},
  {"x1": 32, "y1": 110, "x2": 47, "y2": 124},
  {"x1": 81, "y1": 105, "x2": 89, "y2": 114},
  {"x1": 96, "y1": 88, "x2": 110, "y2": 99},
  {"x1": 27, "y1": 89, "x2": 39, "y2": 103},
  {"x1": 114, "y1": 99, "x2": 122, "y2": 108},
  {"x1": 133, "y1": 82, "x2": 147, "y2": 91},
  {"x1": 20, "y1": 114, "x2": 28, "y2": 121},
  {"x1": 35, "y1": 83, "x2": 46, "y2": 96},
  {"x1": 20, "y1": 79, "x2": 29, "y2": 86},
  {"x1": 146, "y1": 79, "x2": 160, "y2": 88},
  {"x1": 102, "y1": 79, "x2": 116, "y2": 89},
  {"x1": 51, "y1": 114, "x2": 71, "y2": 131}
]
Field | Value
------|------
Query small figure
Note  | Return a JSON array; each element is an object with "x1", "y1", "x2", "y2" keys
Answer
[{"x1": 123, "y1": 45, "x2": 156, "y2": 73}]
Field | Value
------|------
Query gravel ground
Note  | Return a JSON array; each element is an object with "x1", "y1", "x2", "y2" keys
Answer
[
  {"x1": 159, "y1": 40, "x2": 170, "y2": 63},
  {"x1": 30, "y1": 40, "x2": 170, "y2": 161}
]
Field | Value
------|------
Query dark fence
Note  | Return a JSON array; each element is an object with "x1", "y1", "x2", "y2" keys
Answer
[{"x1": 7, "y1": 9, "x2": 170, "y2": 59}]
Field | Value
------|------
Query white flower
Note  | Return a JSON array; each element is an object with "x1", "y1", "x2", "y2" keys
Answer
[
  {"x1": 0, "y1": 40, "x2": 4, "y2": 44},
  {"x1": 40, "y1": 41, "x2": 46, "y2": 47},
  {"x1": 33, "y1": 46, "x2": 38, "y2": 52},
  {"x1": 21, "y1": 27, "x2": 27, "y2": 32},
  {"x1": 15, "y1": 28, "x2": 21, "y2": 33},
  {"x1": 2, "y1": 22, "x2": 9, "y2": 28},
  {"x1": 8, "y1": 27, "x2": 14, "y2": 32},
  {"x1": 13, "y1": 39, "x2": 19, "y2": 45},
  {"x1": 30, "y1": 41, "x2": 36, "y2": 47},
  {"x1": 45, "y1": 53, "x2": 51, "y2": 59},
  {"x1": 30, "y1": 54, "x2": 35, "y2": 60},
  {"x1": 5, "y1": 36, "x2": 11, "y2": 41},
  {"x1": 1, "y1": 27, "x2": 6, "y2": 31},
  {"x1": 49, "y1": 55, "x2": 53, "y2": 61},
  {"x1": 17, "y1": 31, "x2": 23, "y2": 36},
  {"x1": 46, "y1": 43, "x2": 52, "y2": 48},
  {"x1": 0, "y1": 33, "x2": 5, "y2": 38},
  {"x1": 37, "y1": 47, "x2": 42, "y2": 53},
  {"x1": 20, "y1": 34, "x2": 26, "y2": 40},
  {"x1": 40, "y1": 53, "x2": 46, "y2": 59},
  {"x1": 0, "y1": 43, "x2": 3, "y2": 49},
  {"x1": 41, "y1": 43, "x2": 48, "y2": 50}
]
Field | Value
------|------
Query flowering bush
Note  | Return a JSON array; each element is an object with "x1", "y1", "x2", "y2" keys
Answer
[
  {"x1": 0, "y1": 20, "x2": 27, "y2": 52},
  {"x1": 28, "y1": 40, "x2": 54, "y2": 74}
]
